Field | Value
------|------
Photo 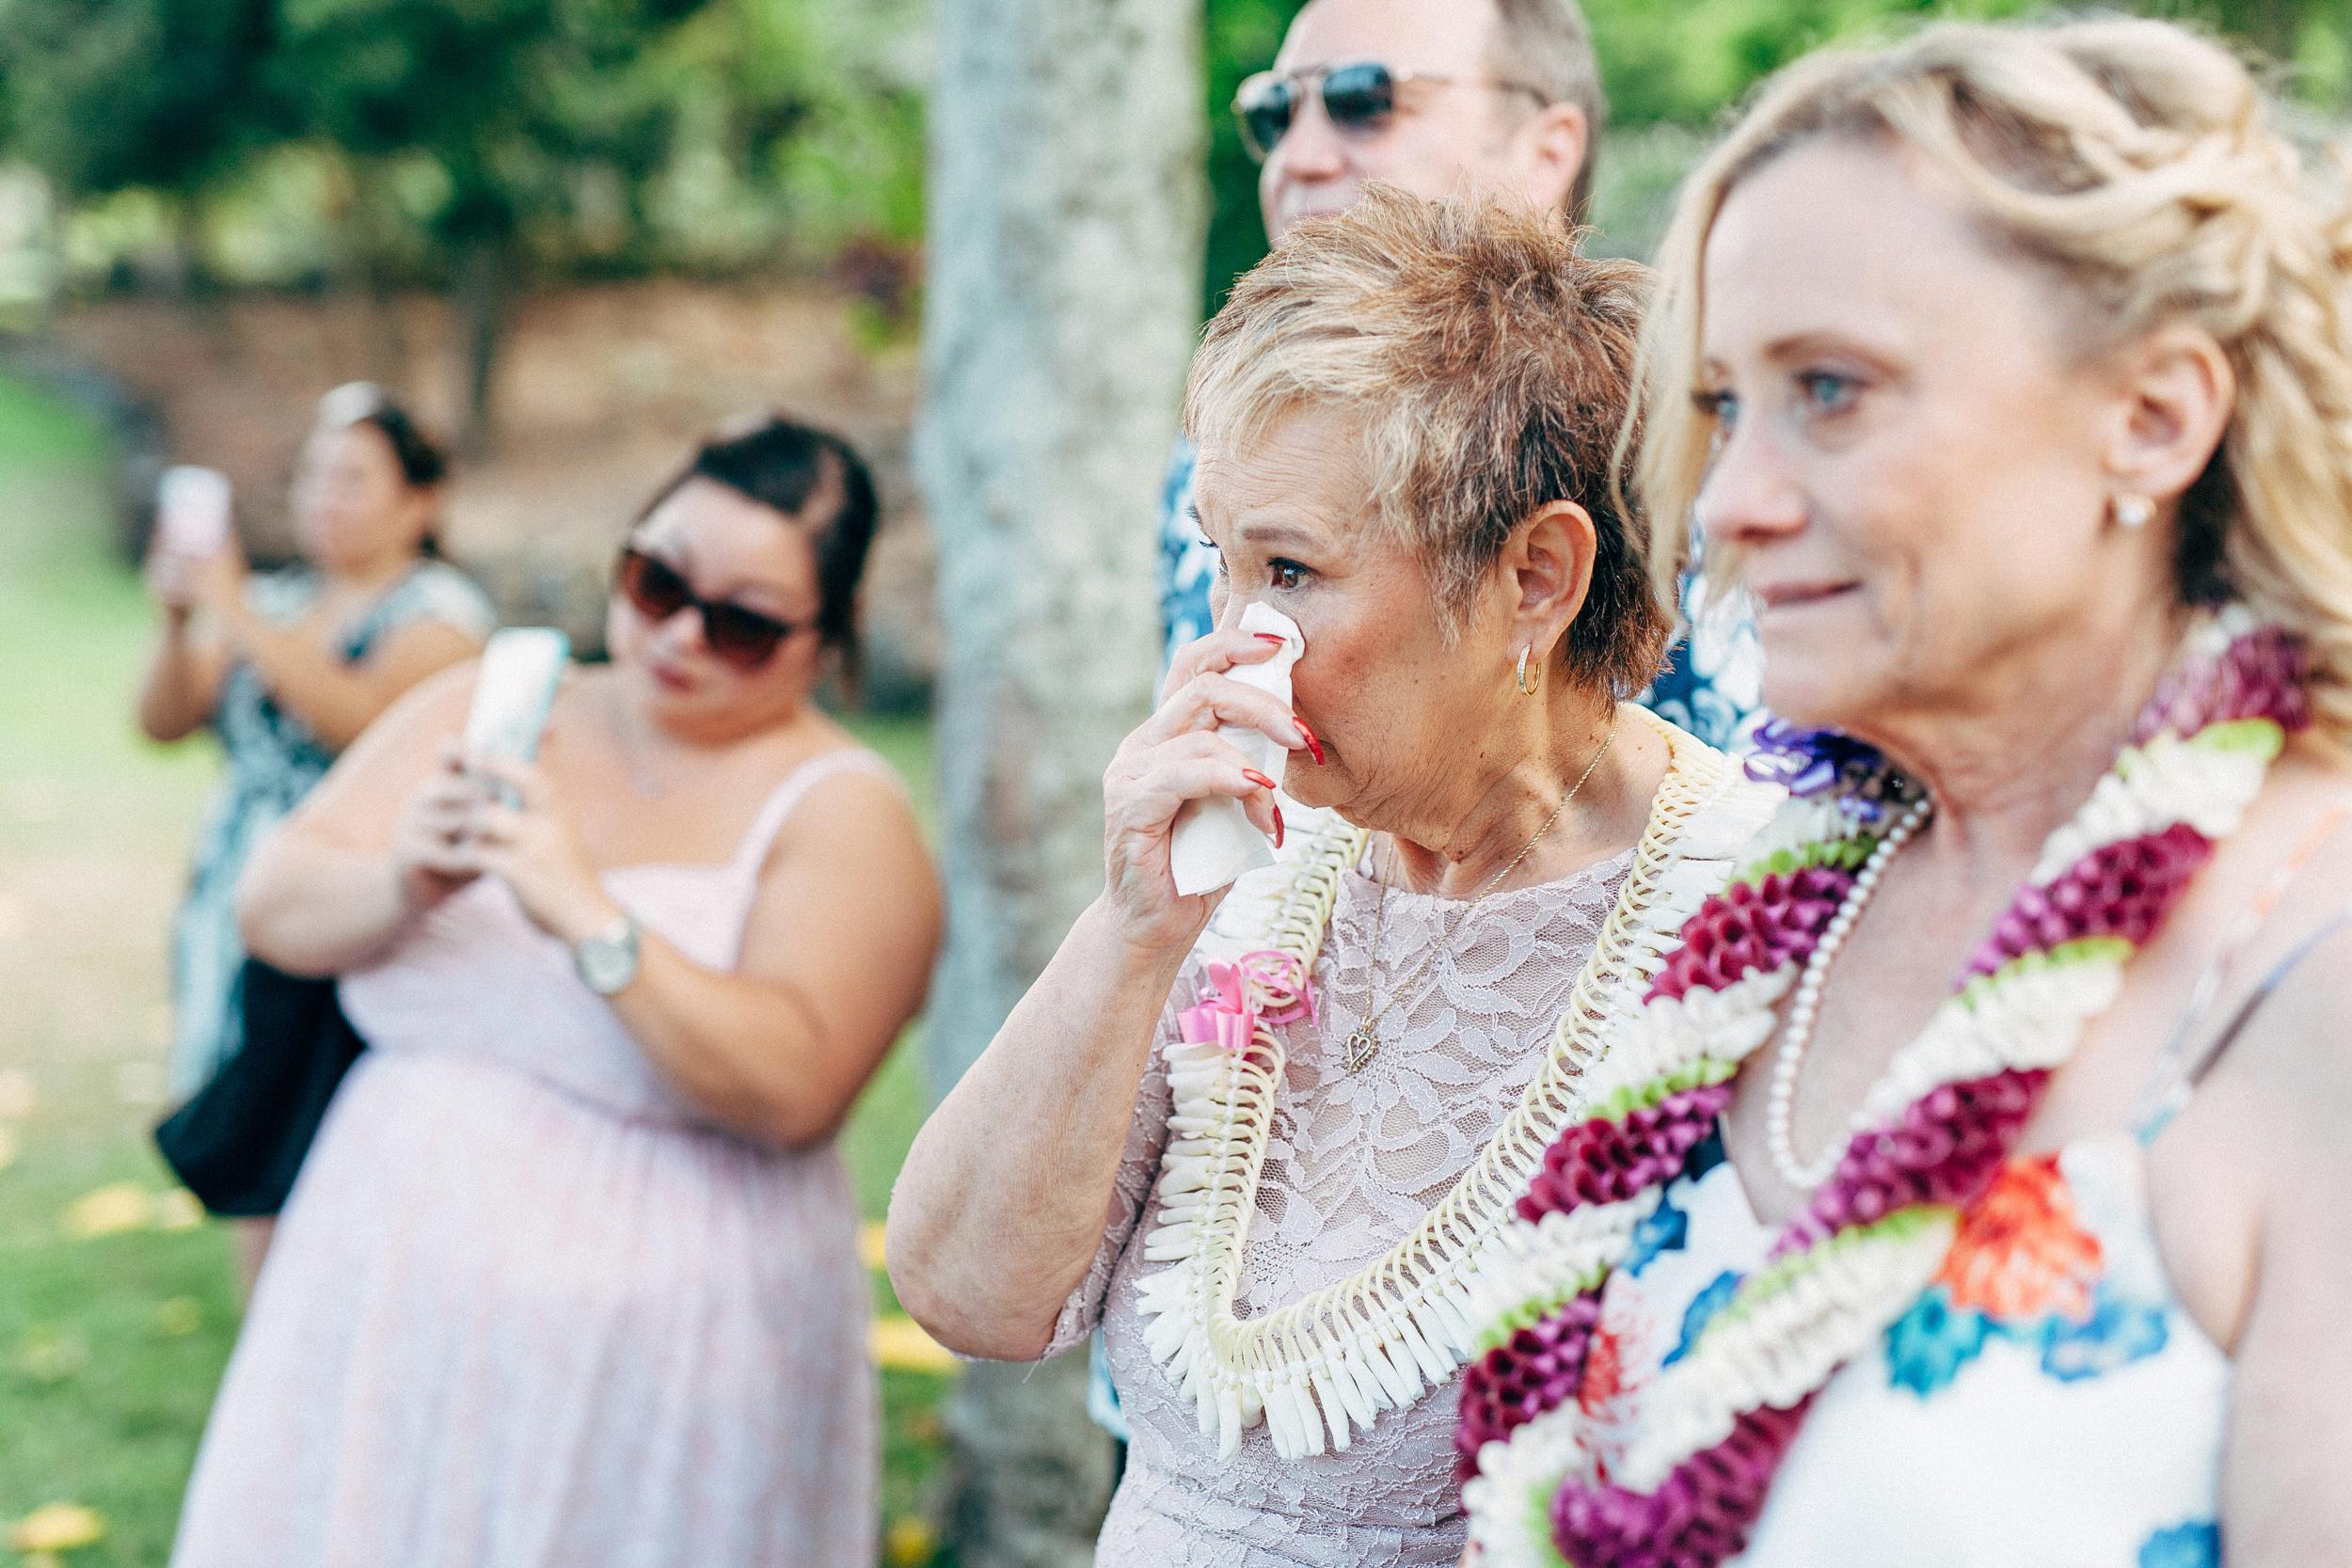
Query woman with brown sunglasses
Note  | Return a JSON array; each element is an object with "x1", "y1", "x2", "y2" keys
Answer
[{"x1": 170, "y1": 416, "x2": 941, "y2": 1568}]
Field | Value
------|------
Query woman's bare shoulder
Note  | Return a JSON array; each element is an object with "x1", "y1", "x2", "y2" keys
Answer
[
  {"x1": 2252, "y1": 737, "x2": 2352, "y2": 1016},
  {"x1": 278, "y1": 660, "x2": 482, "y2": 848},
  {"x1": 2227, "y1": 736, "x2": 2352, "y2": 1037},
  {"x1": 2208, "y1": 858, "x2": 2352, "y2": 1183},
  {"x1": 761, "y1": 741, "x2": 926, "y2": 872},
  {"x1": 2151, "y1": 744, "x2": 2352, "y2": 1202},
  {"x1": 2236, "y1": 903, "x2": 2352, "y2": 1066}
]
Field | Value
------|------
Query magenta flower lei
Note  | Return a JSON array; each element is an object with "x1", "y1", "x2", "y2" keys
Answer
[{"x1": 1453, "y1": 610, "x2": 2307, "y2": 1567}]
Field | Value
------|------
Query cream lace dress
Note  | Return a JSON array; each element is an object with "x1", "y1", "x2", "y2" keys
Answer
[{"x1": 1049, "y1": 847, "x2": 1634, "y2": 1566}]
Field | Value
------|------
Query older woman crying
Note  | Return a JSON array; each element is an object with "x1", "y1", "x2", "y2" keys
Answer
[{"x1": 888, "y1": 189, "x2": 1776, "y2": 1565}]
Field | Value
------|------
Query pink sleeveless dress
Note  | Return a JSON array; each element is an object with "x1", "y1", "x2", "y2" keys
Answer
[{"x1": 170, "y1": 751, "x2": 897, "y2": 1568}]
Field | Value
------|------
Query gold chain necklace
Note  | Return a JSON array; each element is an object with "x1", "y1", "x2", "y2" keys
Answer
[{"x1": 1343, "y1": 715, "x2": 1619, "y2": 1073}]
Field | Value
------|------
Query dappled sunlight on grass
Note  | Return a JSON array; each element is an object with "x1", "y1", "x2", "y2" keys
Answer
[{"x1": 9, "y1": 1499, "x2": 107, "y2": 1553}]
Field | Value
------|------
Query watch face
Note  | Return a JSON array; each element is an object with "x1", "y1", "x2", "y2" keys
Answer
[{"x1": 578, "y1": 930, "x2": 638, "y2": 994}]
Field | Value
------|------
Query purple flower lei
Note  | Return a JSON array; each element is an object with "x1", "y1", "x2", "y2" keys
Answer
[
  {"x1": 1457, "y1": 618, "x2": 2310, "y2": 1568},
  {"x1": 1740, "y1": 719, "x2": 1914, "y2": 825}
]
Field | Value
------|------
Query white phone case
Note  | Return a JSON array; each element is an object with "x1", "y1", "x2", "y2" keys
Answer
[
  {"x1": 156, "y1": 466, "x2": 232, "y2": 558},
  {"x1": 463, "y1": 628, "x2": 570, "y2": 769}
]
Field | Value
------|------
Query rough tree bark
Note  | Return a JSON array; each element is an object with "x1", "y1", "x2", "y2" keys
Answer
[{"x1": 915, "y1": 1, "x2": 1205, "y2": 1563}]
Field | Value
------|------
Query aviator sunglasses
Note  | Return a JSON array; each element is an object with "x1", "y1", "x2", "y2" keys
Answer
[
  {"x1": 1232, "y1": 60, "x2": 1548, "y2": 161},
  {"x1": 615, "y1": 546, "x2": 810, "y2": 673}
]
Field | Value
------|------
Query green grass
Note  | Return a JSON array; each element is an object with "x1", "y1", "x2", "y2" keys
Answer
[
  {"x1": 0, "y1": 372, "x2": 109, "y2": 468},
  {"x1": 0, "y1": 376, "x2": 240, "y2": 1568},
  {"x1": 0, "y1": 370, "x2": 950, "y2": 1565}
]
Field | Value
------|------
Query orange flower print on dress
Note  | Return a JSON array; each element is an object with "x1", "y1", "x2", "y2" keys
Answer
[
  {"x1": 1936, "y1": 1154, "x2": 2103, "y2": 1323},
  {"x1": 1580, "y1": 1276, "x2": 1668, "y2": 1481},
  {"x1": 1581, "y1": 1314, "x2": 1631, "y2": 1418}
]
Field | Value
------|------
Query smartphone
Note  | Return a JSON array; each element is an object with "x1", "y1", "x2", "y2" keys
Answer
[
  {"x1": 462, "y1": 629, "x2": 570, "y2": 786},
  {"x1": 155, "y1": 467, "x2": 232, "y2": 559}
]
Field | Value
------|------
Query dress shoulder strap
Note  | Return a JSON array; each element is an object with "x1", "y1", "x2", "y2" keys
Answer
[
  {"x1": 2135, "y1": 904, "x2": 2352, "y2": 1143},
  {"x1": 729, "y1": 749, "x2": 905, "y2": 877}
]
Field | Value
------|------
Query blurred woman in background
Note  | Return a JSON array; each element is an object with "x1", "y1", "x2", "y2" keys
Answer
[
  {"x1": 137, "y1": 385, "x2": 493, "y2": 1277},
  {"x1": 168, "y1": 415, "x2": 940, "y2": 1568}
]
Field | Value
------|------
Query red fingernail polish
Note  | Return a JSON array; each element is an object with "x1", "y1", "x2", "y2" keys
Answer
[
  {"x1": 1254, "y1": 632, "x2": 1288, "y2": 646},
  {"x1": 1294, "y1": 716, "x2": 1326, "y2": 766},
  {"x1": 1272, "y1": 803, "x2": 1285, "y2": 849},
  {"x1": 1242, "y1": 768, "x2": 1278, "y2": 791}
]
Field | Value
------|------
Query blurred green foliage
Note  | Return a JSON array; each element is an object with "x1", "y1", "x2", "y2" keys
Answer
[
  {"x1": 0, "y1": 1, "x2": 280, "y2": 202},
  {"x1": 0, "y1": 0, "x2": 927, "y2": 439},
  {"x1": 0, "y1": 0, "x2": 927, "y2": 288},
  {"x1": 1198, "y1": 0, "x2": 2346, "y2": 308},
  {"x1": 1581, "y1": 0, "x2": 2344, "y2": 129},
  {"x1": 1203, "y1": 0, "x2": 1299, "y2": 315},
  {"x1": 0, "y1": 0, "x2": 2339, "y2": 311}
]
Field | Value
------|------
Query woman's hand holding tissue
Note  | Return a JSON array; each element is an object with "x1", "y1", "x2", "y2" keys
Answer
[{"x1": 1100, "y1": 610, "x2": 1308, "y2": 957}]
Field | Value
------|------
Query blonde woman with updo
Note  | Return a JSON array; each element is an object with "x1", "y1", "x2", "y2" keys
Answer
[{"x1": 1454, "y1": 18, "x2": 2352, "y2": 1568}]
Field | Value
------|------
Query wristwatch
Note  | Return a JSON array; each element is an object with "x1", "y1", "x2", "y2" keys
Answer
[{"x1": 573, "y1": 913, "x2": 642, "y2": 996}]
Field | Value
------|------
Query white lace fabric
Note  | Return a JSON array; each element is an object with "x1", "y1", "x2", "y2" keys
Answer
[{"x1": 1055, "y1": 848, "x2": 1632, "y2": 1566}]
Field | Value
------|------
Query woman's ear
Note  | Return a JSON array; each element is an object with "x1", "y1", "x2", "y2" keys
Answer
[
  {"x1": 2103, "y1": 322, "x2": 2234, "y2": 507},
  {"x1": 1513, "y1": 500, "x2": 1598, "y2": 647}
]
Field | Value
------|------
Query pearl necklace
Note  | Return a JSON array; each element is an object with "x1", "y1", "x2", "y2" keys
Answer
[{"x1": 1763, "y1": 795, "x2": 1934, "y2": 1192}]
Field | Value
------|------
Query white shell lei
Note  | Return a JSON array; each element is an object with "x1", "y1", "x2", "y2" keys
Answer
[{"x1": 1135, "y1": 707, "x2": 1781, "y2": 1461}]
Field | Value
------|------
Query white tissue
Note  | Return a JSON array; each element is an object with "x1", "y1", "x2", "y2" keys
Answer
[{"x1": 1168, "y1": 601, "x2": 1303, "y2": 896}]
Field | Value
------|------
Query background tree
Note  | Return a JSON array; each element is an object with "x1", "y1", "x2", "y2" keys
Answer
[
  {"x1": 0, "y1": 0, "x2": 283, "y2": 289},
  {"x1": 260, "y1": 0, "x2": 714, "y2": 452},
  {"x1": 0, "y1": 0, "x2": 930, "y2": 451},
  {"x1": 915, "y1": 0, "x2": 1205, "y2": 1560}
]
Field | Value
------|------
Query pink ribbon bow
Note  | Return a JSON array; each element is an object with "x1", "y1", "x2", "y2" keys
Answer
[{"x1": 1177, "y1": 950, "x2": 1315, "y2": 1055}]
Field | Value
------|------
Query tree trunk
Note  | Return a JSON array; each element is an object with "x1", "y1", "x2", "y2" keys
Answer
[
  {"x1": 348, "y1": 167, "x2": 411, "y2": 391},
  {"x1": 451, "y1": 235, "x2": 507, "y2": 459},
  {"x1": 916, "y1": 0, "x2": 1206, "y2": 1562}
]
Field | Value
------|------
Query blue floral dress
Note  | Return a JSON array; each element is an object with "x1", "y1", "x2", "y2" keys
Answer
[
  {"x1": 167, "y1": 562, "x2": 495, "y2": 1098},
  {"x1": 1580, "y1": 1124, "x2": 2226, "y2": 1566}
]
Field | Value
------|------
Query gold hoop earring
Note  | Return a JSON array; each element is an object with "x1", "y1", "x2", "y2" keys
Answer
[{"x1": 1516, "y1": 644, "x2": 1541, "y2": 696}]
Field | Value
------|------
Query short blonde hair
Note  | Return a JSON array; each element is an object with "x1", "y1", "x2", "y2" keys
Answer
[
  {"x1": 1629, "y1": 16, "x2": 2352, "y2": 732},
  {"x1": 1188, "y1": 186, "x2": 1670, "y2": 699}
]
